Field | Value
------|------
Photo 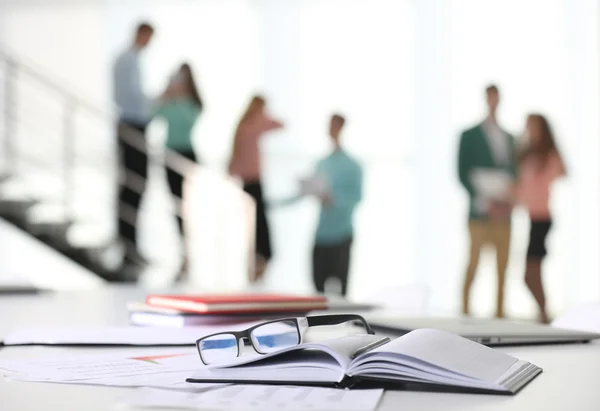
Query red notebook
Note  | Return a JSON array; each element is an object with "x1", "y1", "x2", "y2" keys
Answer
[{"x1": 145, "y1": 294, "x2": 328, "y2": 315}]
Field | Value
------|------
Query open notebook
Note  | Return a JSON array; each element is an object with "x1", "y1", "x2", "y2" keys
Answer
[{"x1": 187, "y1": 329, "x2": 542, "y2": 395}]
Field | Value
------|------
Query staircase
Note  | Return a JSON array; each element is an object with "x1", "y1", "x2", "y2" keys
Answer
[{"x1": 0, "y1": 47, "x2": 194, "y2": 283}]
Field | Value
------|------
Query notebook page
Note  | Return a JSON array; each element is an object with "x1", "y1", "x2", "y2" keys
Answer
[
  {"x1": 189, "y1": 357, "x2": 344, "y2": 384},
  {"x1": 209, "y1": 335, "x2": 381, "y2": 371},
  {"x1": 369, "y1": 329, "x2": 518, "y2": 382}
]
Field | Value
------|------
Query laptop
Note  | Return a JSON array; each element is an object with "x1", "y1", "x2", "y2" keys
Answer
[{"x1": 366, "y1": 316, "x2": 600, "y2": 346}]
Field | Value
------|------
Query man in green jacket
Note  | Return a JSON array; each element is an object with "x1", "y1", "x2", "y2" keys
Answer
[{"x1": 458, "y1": 85, "x2": 517, "y2": 318}]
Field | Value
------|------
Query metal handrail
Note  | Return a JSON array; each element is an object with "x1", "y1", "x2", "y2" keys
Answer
[
  {"x1": 0, "y1": 48, "x2": 196, "y2": 175},
  {"x1": 0, "y1": 46, "x2": 196, "y2": 223},
  {"x1": 3, "y1": 113, "x2": 181, "y2": 228},
  {"x1": 0, "y1": 46, "x2": 105, "y2": 113}
]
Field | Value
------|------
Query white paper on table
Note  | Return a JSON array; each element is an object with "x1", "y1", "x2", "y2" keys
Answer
[
  {"x1": 0, "y1": 274, "x2": 34, "y2": 287},
  {"x1": 0, "y1": 348, "x2": 225, "y2": 391},
  {"x1": 6, "y1": 371, "x2": 198, "y2": 388},
  {"x1": 124, "y1": 385, "x2": 384, "y2": 411},
  {"x1": 0, "y1": 349, "x2": 201, "y2": 381},
  {"x1": 2, "y1": 322, "x2": 259, "y2": 346}
]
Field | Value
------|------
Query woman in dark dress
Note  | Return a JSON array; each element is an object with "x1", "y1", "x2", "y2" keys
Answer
[
  {"x1": 515, "y1": 114, "x2": 566, "y2": 323},
  {"x1": 228, "y1": 96, "x2": 283, "y2": 282}
]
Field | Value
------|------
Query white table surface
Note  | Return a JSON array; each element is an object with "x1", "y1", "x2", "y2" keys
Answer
[{"x1": 1, "y1": 286, "x2": 599, "y2": 411}]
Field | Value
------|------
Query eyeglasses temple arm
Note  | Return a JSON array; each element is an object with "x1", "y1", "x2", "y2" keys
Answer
[{"x1": 306, "y1": 314, "x2": 374, "y2": 334}]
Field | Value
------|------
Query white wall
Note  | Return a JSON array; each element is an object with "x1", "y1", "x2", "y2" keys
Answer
[{"x1": 0, "y1": 2, "x2": 109, "y2": 104}]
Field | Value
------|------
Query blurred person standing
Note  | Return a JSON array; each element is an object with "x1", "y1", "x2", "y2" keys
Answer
[
  {"x1": 153, "y1": 63, "x2": 203, "y2": 277},
  {"x1": 515, "y1": 114, "x2": 565, "y2": 323},
  {"x1": 113, "y1": 22, "x2": 154, "y2": 269},
  {"x1": 311, "y1": 114, "x2": 363, "y2": 297},
  {"x1": 458, "y1": 85, "x2": 517, "y2": 318},
  {"x1": 228, "y1": 96, "x2": 283, "y2": 282}
]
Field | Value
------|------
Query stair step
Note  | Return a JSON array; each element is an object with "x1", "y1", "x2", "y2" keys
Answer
[
  {"x1": 67, "y1": 222, "x2": 113, "y2": 248},
  {"x1": 26, "y1": 203, "x2": 68, "y2": 224},
  {"x1": 55, "y1": 246, "x2": 135, "y2": 283},
  {"x1": 3, "y1": 215, "x2": 140, "y2": 283},
  {"x1": 0, "y1": 197, "x2": 37, "y2": 209},
  {"x1": 0, "y1": 198, "x2": 38, "y2": 222},
  {"x1": 27, "y1": 220, "x2": 73, "y2": 240},
  {"x1": 51, "y1": 245, "x2": 117, "y2": 280},
  {"x1": 0, "y1": 215, "x2": 119, "y2": 284}
]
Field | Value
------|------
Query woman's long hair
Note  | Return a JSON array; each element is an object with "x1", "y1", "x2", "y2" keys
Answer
[
  {"x1": 230, "y1": 95, "x2": 266, "y2": 165},
  {"x1": 239, "y1": 95, "x2": 266, "y2": 125},
  {"x1": 234, "y1": 95, "x2": 266, "y2": 143},
  {"x1": 519, "y1": 114, "x2": 559, "y2": 166},
  {"x1": 180, "y1": 63, "x2": 203, "y2": 110}
]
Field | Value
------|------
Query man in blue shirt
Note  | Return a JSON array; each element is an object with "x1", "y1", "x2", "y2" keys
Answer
[
  {"x1": 113, "y1": 22, "x2": 154, "y2": 268},
  {"x1": 312, "y1": 114, "x2": 363, "y2": 296}
]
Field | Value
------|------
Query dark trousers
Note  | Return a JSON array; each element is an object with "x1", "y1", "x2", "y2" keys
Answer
[
  {"x1": 118, "y1": 121, "x2": 148, "y2": 250},
  {"x1": 243, "y1": 182, "x2": 273, "y2": 261},
  {"x1": 312, "y1": 237, "x2": 353, "y2": 296},
  {"x1": 166, "y1": 150, "x2": 197, "y2": 235}
]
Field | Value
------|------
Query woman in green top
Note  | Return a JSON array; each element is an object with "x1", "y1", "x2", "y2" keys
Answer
[{"x1": 154, "y1": 63, "x2": 203, "y2": 271}]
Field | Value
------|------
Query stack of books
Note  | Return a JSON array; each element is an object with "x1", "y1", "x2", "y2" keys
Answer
[{"x1": 128, "y1": 294, "x2": 329, "y2": 327}]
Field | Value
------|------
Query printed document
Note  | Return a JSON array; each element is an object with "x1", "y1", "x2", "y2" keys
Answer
[
  {"x1": 124, "y1": 385, "x2": 383, "y2": 411},
  {"x1": 0, "y1": 349, "x2": 219, "y2": 389}
]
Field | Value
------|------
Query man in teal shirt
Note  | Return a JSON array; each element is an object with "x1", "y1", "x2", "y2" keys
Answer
[{"x1": 312, "y1": 114, "x2": 363, "y2": 296}]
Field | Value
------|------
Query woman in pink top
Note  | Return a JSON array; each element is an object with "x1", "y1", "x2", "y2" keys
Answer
[
  {"x1": 515, "y1": 114, "x2": 565, "y2": 323},
  {"x1": 228, "y1": 95, "x2": 283, "y2": 282}
]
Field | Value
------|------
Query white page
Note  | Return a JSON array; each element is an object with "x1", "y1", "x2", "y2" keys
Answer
[
  {"x1": 353, "y1": 364, "x2": 506, "y2": 391},
  {"x1": 0, "y1": 349, "x2": 202, "y2": 382},
  {"x1": 187, "y1": 335, "x2": 385, "y2": 385},
  {"x1": 6, "y1": 371, "x2": 209, "y2": 388},
  {"x1": 124, "y1": 385, "x2": 383, "y2": 411},
  {"x1": 368, "y1": 329, "x2": 518, "y2": 383},
  {"x1": 190, "y1": 355, "x2": 344, "y2": 384},
  {"x1": 0, "y1": 274, "x2": 34, "y2": 287},
  {"x1": 2, "y1": 322, "x2": 259, "y2": 346},
  {"x1": 210, "y1": 335, "x2": 383, "y2": 371}
]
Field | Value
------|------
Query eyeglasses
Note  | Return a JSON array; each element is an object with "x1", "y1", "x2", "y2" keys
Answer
[{"x1": 195, "y1": 314, "x2": 374, "y2": 365}]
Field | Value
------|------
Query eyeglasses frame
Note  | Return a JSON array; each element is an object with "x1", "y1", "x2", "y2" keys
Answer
[{"x1": 195, "y1": 314, "x2": 374, "y2": 365}]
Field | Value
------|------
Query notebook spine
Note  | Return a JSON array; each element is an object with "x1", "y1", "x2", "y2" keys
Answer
[{"x1": 337, "y1": 376, "x2": 359, "y2": 389}]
